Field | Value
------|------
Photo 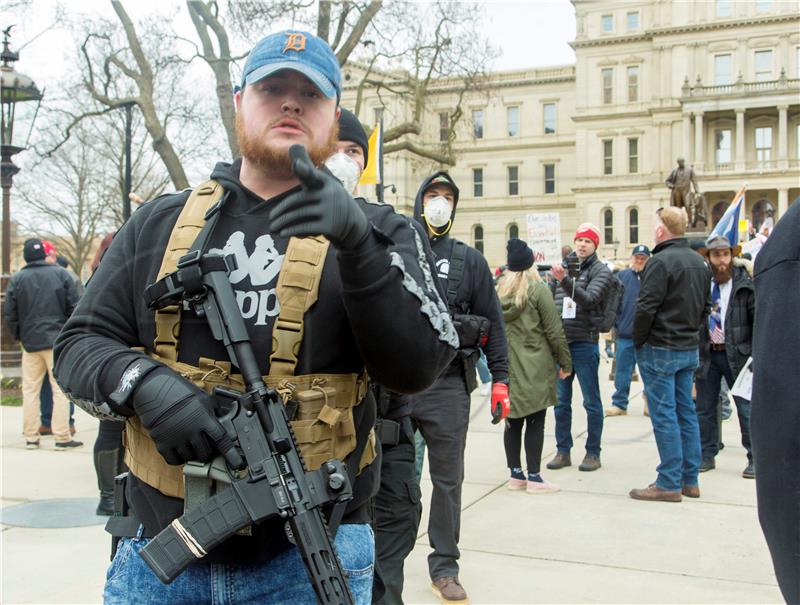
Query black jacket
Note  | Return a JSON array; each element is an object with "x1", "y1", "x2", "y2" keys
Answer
[
  {"x1": 5, "y1": 261, "x2": 79, "y2": 352},
  {"x1": 54, "y1": 159, "x2": 458, "y2": 565},
  {"x1": 614, "y1": 267, "x2": 643, "y2": 340},
  {"x1": 750, "y1": 201, "x2": 800, "y2": 605},
  {"x1": 634, "y1": 238, "x2": 711, "y2": 349},
  {"x1": 697, "y1": 262, "x2": 754, "y2": 379},
  {"x1": 553, "y1": 253, "x2": 613, "y2": 343},
  {"x1": 412, "y1": 171, "x2": 508, "y2": 385}
]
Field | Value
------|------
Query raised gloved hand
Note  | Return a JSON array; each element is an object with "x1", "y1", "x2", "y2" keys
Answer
[
  {"x1": 268, "y1": 144, "x2": 370, "y2": 250},
  {"x1": 490, "y1": 383, "x2": 511, "y2": 425},
  {"x1": 111, "y1": 360, "x2": 243, "y2": 468}
]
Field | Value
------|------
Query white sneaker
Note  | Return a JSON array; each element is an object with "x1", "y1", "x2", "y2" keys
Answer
[{"x1": 527, "y1": 479, "x2": 560, "y2": 494}]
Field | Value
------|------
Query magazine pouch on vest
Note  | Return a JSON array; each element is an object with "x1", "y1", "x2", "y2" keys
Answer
[{"x1": 124, "y1": 180, "x2": 375, "y2": 500}]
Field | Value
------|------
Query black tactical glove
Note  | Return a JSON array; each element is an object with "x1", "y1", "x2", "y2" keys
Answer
[
  {"x1": 269, "y1": 144, "x2": 371, "y2": 250},
  {"x1": 112, "y1": 360, "x2": 243, "y2": 468}
]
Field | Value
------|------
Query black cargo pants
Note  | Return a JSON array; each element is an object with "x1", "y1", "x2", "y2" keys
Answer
[{"x1": 373, "y1": 416, "x2": 421, "y2": 605}]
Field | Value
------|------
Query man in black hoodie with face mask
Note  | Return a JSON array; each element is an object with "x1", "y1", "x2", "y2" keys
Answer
[
  {"x1": 400, "y1": 172, "x2": 508, "y2": 605},
  {"x1": 53, "y1": 30, "x2": 457, "y2": 604}
]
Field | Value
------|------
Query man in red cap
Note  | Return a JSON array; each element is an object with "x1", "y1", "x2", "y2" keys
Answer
[{"x1": 548, "y1": 223, "x2": 613, "y2": 472}]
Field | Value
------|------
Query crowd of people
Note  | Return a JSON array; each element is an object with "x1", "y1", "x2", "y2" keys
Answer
[{"x1": 3, "y1": 26, "x2": 797, "y2": 605}]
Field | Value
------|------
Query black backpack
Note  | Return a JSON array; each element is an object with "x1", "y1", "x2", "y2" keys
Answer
[{"x1": 593, "y1": 270, "x2": 624, "y2": 333}]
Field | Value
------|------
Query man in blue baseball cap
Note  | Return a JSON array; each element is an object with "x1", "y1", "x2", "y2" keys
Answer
[
  {"x1": 606, "y1": 244, "x2": 651, "y2": 417},
  {"x1": 54, "y1": 29, "x2": 457, "y2": 605}
]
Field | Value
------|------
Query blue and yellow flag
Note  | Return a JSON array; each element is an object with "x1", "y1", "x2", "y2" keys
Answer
[
  {"x1": 710, "y1": 185, "x2": 746, "y2": 246},
  {"x1": 358, "y1": 123, "x2": 382, "y2": 185}
]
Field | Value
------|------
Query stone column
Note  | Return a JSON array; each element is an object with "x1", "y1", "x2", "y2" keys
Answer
[
  {"x1": 735, "y1": 109, "x2": 746, "y2": 171},
  {"x1": 683, "y1": 114, "x2": 692, "y2": 162},
  {"x1": 779, "y1": 35, "x2": 790, "y2": 72},
  {"x1": 778, "y1": 105, "x2": 788, "y2": 170},
  {"x1": 778, "y1": 188, "x2": 789, "y2": 218},
  {"x1": 694, "y1": 111, "x2": 704, "y2": 170}
]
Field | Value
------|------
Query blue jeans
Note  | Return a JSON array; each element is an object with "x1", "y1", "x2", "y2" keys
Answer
[
  {"x1": 39, "y1": 378, "x2": 75, "y2": 427},
  {"x1": 636, "y1": 344, "x2": 701, "y2": 492},
  {"x1": 611, "y1": 338, "x2": 637, "y2": 410},
  {"x1": 555, "y1": 342, "x2": 603, "y2": 456},
  {"x1": 104, "y1": 523, "x2": 374, "y2": 605},
  {"x1": 476, "y1": 350, "x2": 491, "y2": 384}
]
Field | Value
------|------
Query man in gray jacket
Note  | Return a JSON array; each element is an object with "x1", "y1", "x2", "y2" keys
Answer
[{"x1": 5, "y1": 239, "x2": 81, "y2": 450}]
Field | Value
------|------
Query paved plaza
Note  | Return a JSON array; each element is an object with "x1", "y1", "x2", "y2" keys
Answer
[{"x1": 0, "y1": 356, "x2": 782, "y2": 604}]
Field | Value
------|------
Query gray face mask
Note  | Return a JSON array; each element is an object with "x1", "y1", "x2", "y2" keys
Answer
[{"x1": 325, "y1": 152, "x2": 362, "y2": 194}]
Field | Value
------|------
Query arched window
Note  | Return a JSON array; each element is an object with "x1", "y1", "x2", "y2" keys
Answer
[
  {"x1": 711, "y1": 201, "x2": 728, "y2": 227},
  {"x1": 508, "y1": 223, "x2": 519, "y2": 240},
  {"x1": 628, "y1": 208, "x2": 639, "y2": 244},
  {"x1": 474, "y1": 225, "x2": 484, "y2": 254},
  {"x1": 603, "y1": 208, "x2": 614, "y2": 244},
  {"x1": 751, "y1": 199, "x2": 775, "y2": 234}
]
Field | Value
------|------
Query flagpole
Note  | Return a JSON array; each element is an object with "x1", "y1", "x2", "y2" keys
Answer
[{"x1": 376, "y1": 115, "x2": 384, "y2": 205}]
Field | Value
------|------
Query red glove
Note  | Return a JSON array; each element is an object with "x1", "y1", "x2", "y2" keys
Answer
[{"x1": 490, "y1": 383, "x2": 510, "y2": 424}]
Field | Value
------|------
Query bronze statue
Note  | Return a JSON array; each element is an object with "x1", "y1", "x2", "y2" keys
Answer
[{"x1": 666, "y1": 157, "x2": 707, "y2": 229}]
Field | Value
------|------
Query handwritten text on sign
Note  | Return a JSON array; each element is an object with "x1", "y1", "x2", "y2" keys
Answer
[{"x1": 526, "y1": 213, "x2": 562, "y2": 266}]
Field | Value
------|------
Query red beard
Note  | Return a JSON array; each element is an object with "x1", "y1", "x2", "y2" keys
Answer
[{"x1": 235, "y1": 112, "x2": 339, "y2": 178}]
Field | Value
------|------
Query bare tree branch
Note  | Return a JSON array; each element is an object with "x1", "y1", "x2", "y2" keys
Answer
[
  {"x1": 187, "y1": 0, "x2": 239, "y2": 157},
  {"x1": 334, "y1": 0, "x2": 381, "y2": 65}
]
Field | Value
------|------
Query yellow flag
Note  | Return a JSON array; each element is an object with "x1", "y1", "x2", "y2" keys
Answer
[{"x1": 358, "y1": 123, "x2": 382, "y2": 185}]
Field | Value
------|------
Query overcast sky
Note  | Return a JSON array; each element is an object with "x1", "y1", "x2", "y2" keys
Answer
[{"x1": 7, "y1": 0, "x2": 577, "y2": 91}]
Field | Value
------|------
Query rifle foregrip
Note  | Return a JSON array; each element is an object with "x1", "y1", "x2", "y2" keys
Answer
[
  {"x1": 292, "y1": 509, "x2": 354, "y2": 605},
  {"x1": 139, "y1": 486, "x2": 251, "y2": 584}
]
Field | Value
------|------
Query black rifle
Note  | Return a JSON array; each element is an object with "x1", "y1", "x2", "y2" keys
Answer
[{"x1": 139, "y1": 250, "x2": 355, "y2": 605}]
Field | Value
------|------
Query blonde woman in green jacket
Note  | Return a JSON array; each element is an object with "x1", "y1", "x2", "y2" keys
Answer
[{"x1": 497, "y1": 239, "x2": 573, "y2": 494}]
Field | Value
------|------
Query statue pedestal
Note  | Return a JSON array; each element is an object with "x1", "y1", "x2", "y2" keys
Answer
[{"x1": 686, "y1": 229, "x2": 708, "y2": 250}]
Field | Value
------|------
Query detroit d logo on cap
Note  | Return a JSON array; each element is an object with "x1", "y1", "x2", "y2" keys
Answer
[{"x1": 283, "y1": 33, "x2": 306, "y2": 53}]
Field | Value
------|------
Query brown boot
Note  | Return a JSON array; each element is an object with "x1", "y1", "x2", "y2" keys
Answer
[
  {"x1": 682, "y1": 485, "x2": 700, "y2": 498},
  {"x1": 629, "y1": 484, "x2": 682, "y2": 502},
  {"x1": 579, "y1": 454, "x2": 601, "y2": 472},
  {"x1": 431, "y1": 577, "x2": 469, "y2": 604},
  {"x1": 546, "y1": 452, "x2": 571, "y2": 470}
]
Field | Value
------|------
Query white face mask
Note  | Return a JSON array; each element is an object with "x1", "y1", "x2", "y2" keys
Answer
[
  {"x1": 324, "y1": 152, "x2": 362, "y2": 194},
  {"x1": 424, "y1": 196, "x2": 453, "y2": 228}
]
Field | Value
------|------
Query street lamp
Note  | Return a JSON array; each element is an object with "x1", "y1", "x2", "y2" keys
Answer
[{"x1": 1, "y1": 26, "x2": 43, "y2": 286}]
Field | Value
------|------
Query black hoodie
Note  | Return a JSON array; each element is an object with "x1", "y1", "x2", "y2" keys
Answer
[
  {"x1": 54, "y1": 159, "x2": 457, "y2": 565},
  {"x1": 413, "y1": 171, "x2": 508, "y2": 384}
]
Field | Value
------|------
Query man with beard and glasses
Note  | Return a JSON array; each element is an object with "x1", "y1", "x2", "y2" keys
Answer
[
  {"x1": 695, "y1": 234, "x2": 755, "y2": 479},
  {"x1": 53, "y1": 30, "x2": 457, "y2": 605}
]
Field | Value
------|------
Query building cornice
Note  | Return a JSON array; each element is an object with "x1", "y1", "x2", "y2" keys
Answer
[
  {"x1": 572, "y1": 109, "x2": 652, "y2": 122},
  {"x1": 454, "y1": 140, "x2": 576, "y2": 153},
  {"x1": 571, "y1": 13, "x2": 800, "y2": 49}
]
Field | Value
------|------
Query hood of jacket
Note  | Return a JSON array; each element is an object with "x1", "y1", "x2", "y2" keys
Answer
[
  {"x1": 210, "y1": 158, "x2": 250, "y2": 200},
  {"x1": 412, "y1": 171, "x2": 460, "y2": 241},
  {"x1": 500, "y1": 294, "x2": 525, "y2": 324},
  {"x1": 733, "y1": 256, "x2": 754, "y2": 277}
]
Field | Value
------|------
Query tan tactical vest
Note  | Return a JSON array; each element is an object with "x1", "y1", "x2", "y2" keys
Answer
[{"x1": 123, "y1": 180, "x2": 376, "y2": 499}]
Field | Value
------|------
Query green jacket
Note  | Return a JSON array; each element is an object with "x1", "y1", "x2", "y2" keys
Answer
[{"x1": 500, "y1": 280, "x2": 572, "y2": 418}]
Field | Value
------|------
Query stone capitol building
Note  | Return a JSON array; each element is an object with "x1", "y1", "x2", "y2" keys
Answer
[{"x1": 342, "y1": 0, "x2": 800, "y2": 268}]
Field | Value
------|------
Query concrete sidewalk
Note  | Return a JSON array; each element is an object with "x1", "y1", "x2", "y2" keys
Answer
[{"x1": 0, "y1": 357, "x2": 782, "y2": 604}]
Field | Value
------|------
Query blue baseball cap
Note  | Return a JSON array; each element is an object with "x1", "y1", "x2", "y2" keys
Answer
[
  {"x1": 240, "y1": 30, "x2": 341, "y2": 99},
  {"x1": 632, "y1": 244, "x2": 651, "y2": 257}
]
